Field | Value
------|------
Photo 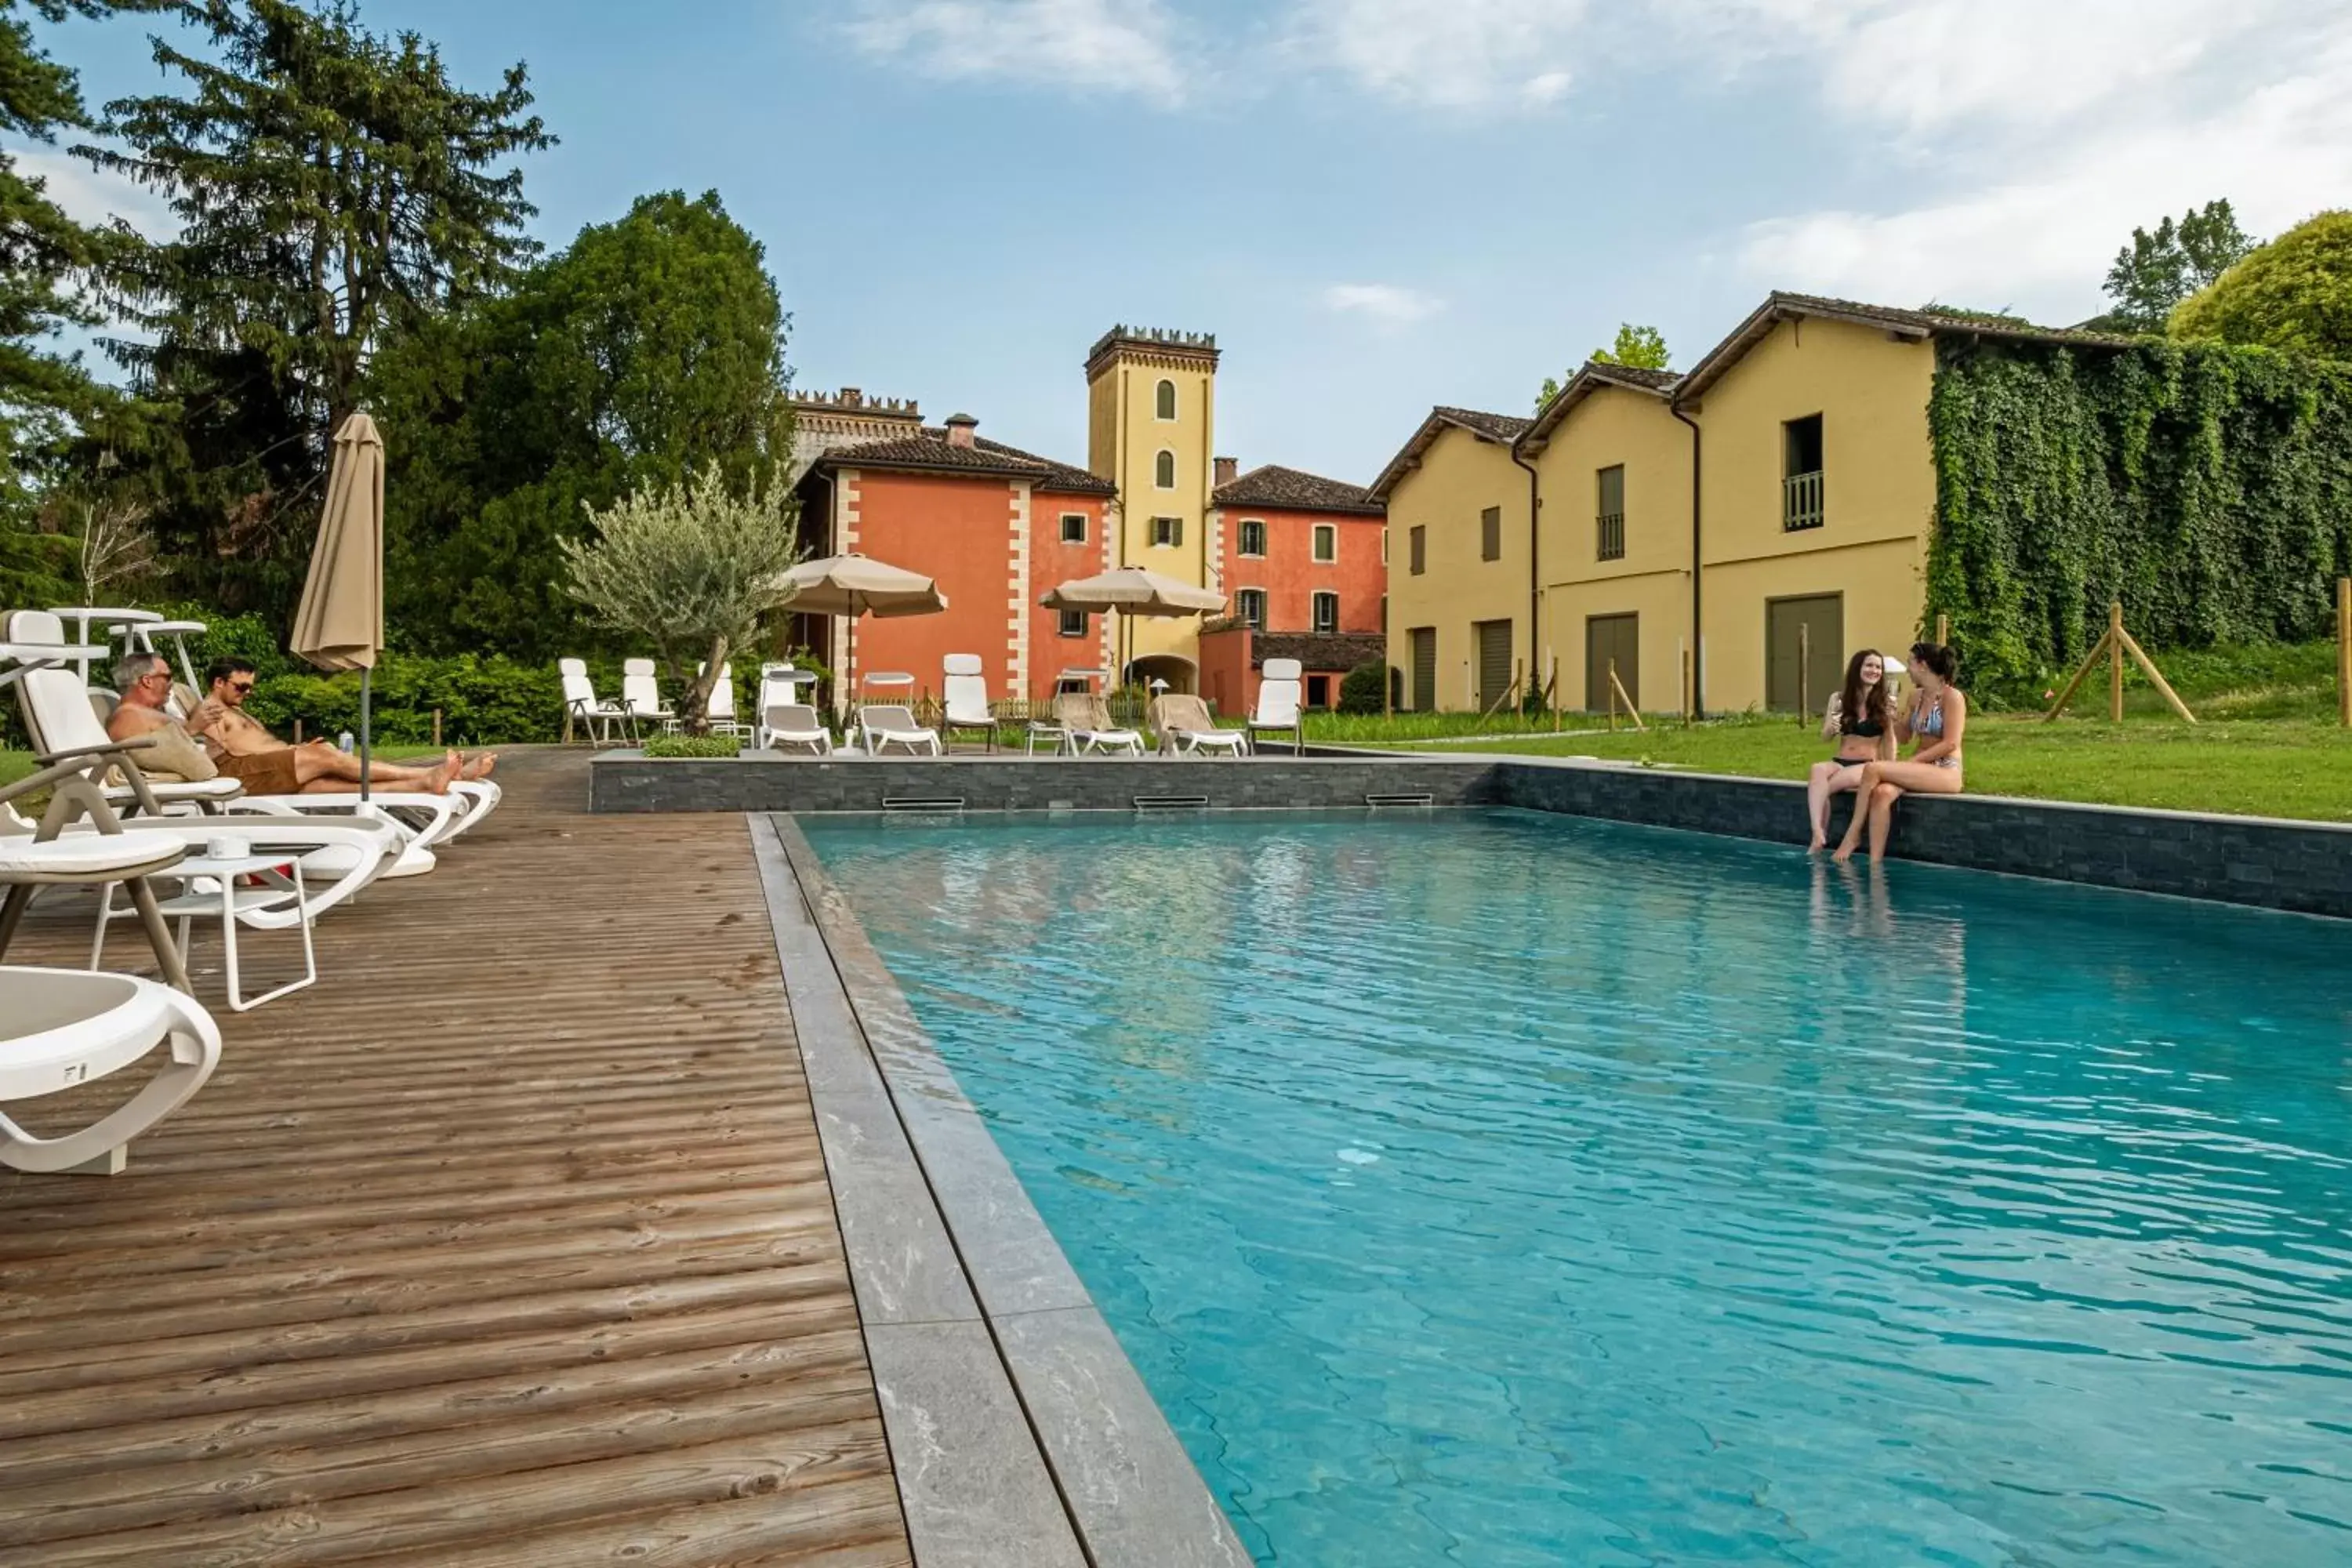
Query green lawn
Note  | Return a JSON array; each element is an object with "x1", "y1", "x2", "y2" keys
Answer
[{"x1": 1358, "y1": 713, "x2": 2352, "y2": 822}]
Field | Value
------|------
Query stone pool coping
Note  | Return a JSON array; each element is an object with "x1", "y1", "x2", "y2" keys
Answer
[
  {"x1": 622, "y1": 749, "x2": 2352, "y2": 920},
  {"x1": 751, "y1": 813, "x2": 1250, "y2": 1568}
]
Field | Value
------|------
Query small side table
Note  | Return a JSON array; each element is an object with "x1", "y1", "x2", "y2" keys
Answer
[{"x1": 94, "y1": 851, "x2": 315, "y2": 1012}]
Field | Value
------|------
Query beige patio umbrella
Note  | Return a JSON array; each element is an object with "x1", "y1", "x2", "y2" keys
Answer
[
  {"x1": 291, "y1": 412, "x2": 385, "y2": 797},
  {"x1": 776, "y1": 553, "x2": 947, "y2": 711},
  {"x1": 1041, "y1": 566, "x2": 1226, "y2": 689}
]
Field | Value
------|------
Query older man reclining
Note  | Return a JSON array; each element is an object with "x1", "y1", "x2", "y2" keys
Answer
[{"x1": 105, "y1": 654, "x2": 493, "y2": 795}]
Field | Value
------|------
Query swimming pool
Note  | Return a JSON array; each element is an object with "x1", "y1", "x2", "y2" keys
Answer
[{"x1": 801, "y1": 809, "x2": 2352, "y2": 1566}]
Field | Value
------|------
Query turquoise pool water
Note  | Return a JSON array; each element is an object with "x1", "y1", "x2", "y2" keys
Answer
[{"x1": 801, "y1": 810, "x2": 2352, "y2": 1566}]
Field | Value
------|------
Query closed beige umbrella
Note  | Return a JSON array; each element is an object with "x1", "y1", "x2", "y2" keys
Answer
[
  {"x1": 776, "y1": 553, "x2": 947, "y2": 706},
  {"x1": 291, "y1": 412, "x2": 386, "y2": 795},
  {"x1": 1042, "y1": 566, "x2": 1225, "y2": 691}
]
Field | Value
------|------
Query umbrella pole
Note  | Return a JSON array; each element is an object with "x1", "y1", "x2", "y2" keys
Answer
[{"x1": 359, "y1": 664, "x2": 372, "y2": 804}]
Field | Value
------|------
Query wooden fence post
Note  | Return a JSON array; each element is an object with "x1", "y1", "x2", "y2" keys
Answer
[
  {"x1": 1549, "y1": 656, "x2": 1561, "y2": 732},
  {"x1": 2339, "y1": 577, "x2": 2350, "y2": 728},
  {"x1": 1682, "y1": 650, "x2": 1693, "y2": 726},
  {"x1": 1797, "y1": 622, "x2": 1809, "y2": 726},
  {"x1": 1935, "y1": 612, "x2": 1949, "y2": 646},
  {"x1": 431, "y1": 708, "x2": 443, "y2": 747},
  {"x1": 2108, "y1": 600, "x2": 2125, "y2": 721},
  {"x1": 1606, "y1": 659, "x2": 1619, "y2": 731},
  {"x1": 1610, "y1": 663, "x2": 1647, "y2": 732},
  {"x1": 292, "y1": 718, "x2": 303, "y2": 745}
]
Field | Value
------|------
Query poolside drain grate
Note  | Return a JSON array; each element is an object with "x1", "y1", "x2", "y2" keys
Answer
[
  {"x1": 1364, "y1": 792, "x2": 1436, "y2": 808},
  {"x1": 1133, "y1": 794, "x2": 1210, "y2": 811},
  {"x1": 881, "y1": 796, "x2": 966, "y2": 813}
]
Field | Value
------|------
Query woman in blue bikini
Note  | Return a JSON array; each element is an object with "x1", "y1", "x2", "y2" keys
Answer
[{"x1": 1831, "y1": 642, "x2": 1965, "y2": 863}]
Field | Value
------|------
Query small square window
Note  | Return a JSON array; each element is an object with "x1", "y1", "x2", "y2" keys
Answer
[
  {"x1": 1236, "y1": 589, "x2": 1265, "y2": 628},
  {"x1": 1152, "y1": 516, "x2": 1183, "y2": 548},
  {"x1": 1058, "y1": 608, "x2": 1088, "y2": 638},
  {"x1": 1312, "y1": 524, "x2": 1336, "y2": 563},
  {"x1": 1306, "y1": 674, "x2": 1331, "y2": 709},
  {"x1": 1060, "y1": 513, "x2": 1087, "y2": 544},
  {"x1": 1312, "y1": 591, "x2": 1338, "y2": 633},
  {"x1": 1238, "y1": 519, "x2": 1266, "y2": 557}
]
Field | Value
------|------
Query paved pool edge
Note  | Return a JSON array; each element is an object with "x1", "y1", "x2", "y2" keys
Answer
[{"x1": 752, "y1": 812, "x2": 1251, "y2": 1568}]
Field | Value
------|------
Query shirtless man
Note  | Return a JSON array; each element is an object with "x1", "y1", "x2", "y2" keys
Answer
[{"x1": 109, "y1": 653, "x2": 485, "y2": 795}]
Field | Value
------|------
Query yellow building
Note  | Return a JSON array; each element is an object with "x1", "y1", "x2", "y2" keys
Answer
[
  {"x1": 1519, "y1": 364, "x2": 1691, "y2": 715},
  {"x1": 1381, "y1": 293, "x2": 2113, "y2": 713},
  {"x1": 1086, "y1": 325, "x2": 1219, "y2": 683},
  {"x1": 1369, "y1": 407, "x2": 1535, "y2": 713}
]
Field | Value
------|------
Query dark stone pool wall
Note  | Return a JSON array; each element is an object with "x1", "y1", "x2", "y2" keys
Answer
[{"x1": 590, "y1": 750, "x2": 2352, "y2": 920}]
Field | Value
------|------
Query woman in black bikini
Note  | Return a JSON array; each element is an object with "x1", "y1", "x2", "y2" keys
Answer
[{"x1": 1806, "y1": 648, "x2": 1894, "y2": 852}]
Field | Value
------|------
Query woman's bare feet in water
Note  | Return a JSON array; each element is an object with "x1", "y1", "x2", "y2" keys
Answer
[{"x1": 1807, "y1": 830, "x2": 1828, "y2": 854}]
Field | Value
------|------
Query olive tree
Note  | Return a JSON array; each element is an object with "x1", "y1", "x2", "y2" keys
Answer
[{"x1": 561, "y1": 463, "x2": 800, "y2": 734}]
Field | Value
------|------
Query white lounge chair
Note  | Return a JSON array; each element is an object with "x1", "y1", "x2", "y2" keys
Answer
[
  {"x1": 1247, "y1": 657, "x2": 1306, "y2": 756},
  {"x1": 860, "y1": 704, "x2": 942, "y2": 757},
  {"x1": 753, "y1": 664, "x2": 824, "y2": 750},
  {"x1": 560, "y1": 657, "x2": 630, "y2": 742},
  {"x1": 941, "y1": 654, "x2": 997, "y2": 753},
  {"x1": 2, "y1": 966, "x2": 221, "y2": 1174},
  {"x1": 0, "y1": 746, "x2": 199, "y2": 996},
  {"x1": 5, "y1": 617, "x2": 460, "y2": 869},
  {"x1": 622, "y1": 658, "x2": 674, "y2": 735},
  {"x1": 698, "y1": 661, "x2": 744, "y2": 737},
  {"x1": 1151, "y1": 693, "x2": 1248, "y2": 756},
  {"x1": 760, "y1": 702, "x2": 835, "y2": 756},
  {"x1": 1059, "y1": 691, "x2": 1143, "y2": 756}
]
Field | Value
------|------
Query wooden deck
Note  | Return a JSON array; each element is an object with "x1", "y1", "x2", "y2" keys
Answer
[{"x1": 0, "y1": 750, "x2": 913, "y2": 1566}]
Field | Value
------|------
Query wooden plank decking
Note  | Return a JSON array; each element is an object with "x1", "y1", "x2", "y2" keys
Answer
[{"x1": 0, "y1": 750, "x2": 913, "y2": 1566}]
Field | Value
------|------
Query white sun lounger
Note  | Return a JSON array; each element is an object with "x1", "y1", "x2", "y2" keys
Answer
[
  {"x1": 1, "y1": 967, "x2": 221, "y2": 1174},
  {"x1": 941, "y1": 654, "x2": 997, "y2": 752},
  {"x1": 859, "y1": 703, "x2": 942, "y2": 757},
  {"x1": 760, "y1": 702, "x2": 834, "y2": 756},
  {"x1": 1058, "y1": 691, "x2": 1143, "y2": 756},
  {"x1": 1247, "y1": 656, "x2": 1306, "y2": 755},
  {"x1": 622, "y1": 659, "x2": 675, "y2": 735},
  {"x1": 560, "y1": 657, "x2": 631, "y2": 742},
  {"x1": 698, "y1": 661, "x2": 743, "y2": 737},
  {"x1": 1151, "y1": 693, "x2": 1248, "y2": 756},
  {"x1": 5, "y1": 612, "x2": 481, "y2": 859}
]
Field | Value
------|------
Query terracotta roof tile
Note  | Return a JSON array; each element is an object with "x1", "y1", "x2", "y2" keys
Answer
[
  {"x1": 1431, "y1": 406, "x2": 1533, "y2": 441},
  {"x1": 811, "y1": 427, "x2": 1115, "y2": 495},
  {"x1": 1211, "y1": 463, "x2": 1385, "y2": 515}
]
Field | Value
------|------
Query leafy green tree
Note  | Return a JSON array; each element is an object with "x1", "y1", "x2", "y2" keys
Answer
[
  {"x1": 2092, "y1": 198, "x2": 2253, "y2": 332},
  {"x1": 375, "y1": 191, "x2": 795, "y2": 659},
  {"x1": 2169, "y1": 209, "x2": 2352, "y2": 358},
  {"x1": 80, "y1": 0, "x2": 550, "y2": 615},
  {"x1": 0, "y1": 1, "x2": 163, "y2": 527},
  {"x1": 561, "y1": 463, "x2": 802, "y2": 734},
  {"x1": 1538, "y1": 323, "x2": 1669, "y2": 408}
]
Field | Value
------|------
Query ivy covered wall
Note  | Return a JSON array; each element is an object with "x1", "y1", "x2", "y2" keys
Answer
[{"x1": 1926, "y1": 337, "x2": 2352, "y2": 693}]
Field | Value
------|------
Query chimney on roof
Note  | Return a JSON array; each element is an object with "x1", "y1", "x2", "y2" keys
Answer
[
  {"x1": 837, "y1": 387, "x2": 862, "y2": 406},
  {"x1": 944, "y1": 412, "x2": 978, "y2": 448},
  {"x1": 1213, "y1": 456, "x2": 1238, "y2": 489}
]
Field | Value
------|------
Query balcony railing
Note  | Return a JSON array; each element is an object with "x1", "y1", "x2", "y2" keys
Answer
[
  {"x1": 1597, "y1": 510, "x2": 1625, "y2": 561},
  {"x1": 1784, "y1": 470, "x2": 1825, "y2": 532}
]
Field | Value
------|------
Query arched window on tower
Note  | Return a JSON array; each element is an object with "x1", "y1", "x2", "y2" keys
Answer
[
  {"x1": 1155, "y1": 379, "x2": 1177, "y2": 420},
  {"x1": 1155, "y1": 449, "x2": 1176, "y2": 488}
]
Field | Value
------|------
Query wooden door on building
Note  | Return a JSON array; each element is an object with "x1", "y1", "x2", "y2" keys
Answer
[
  {"x1": 1584, "y1": 613, "x2": 1639, "y2": 712},
  {"x1": 1474, "y1": 619, "x2": 1513, "y2": 712},
  {"x1": 1766, "y1": 593, "x2": 1843, "y2": 713},
  {"x1": 1410, "y1": 627, "x2": 1436, "y2": 712}
]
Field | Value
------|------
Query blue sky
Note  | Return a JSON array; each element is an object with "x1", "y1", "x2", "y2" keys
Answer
[{"x1": 33, "y1": 0, "x2": 2352, "y2": 485}]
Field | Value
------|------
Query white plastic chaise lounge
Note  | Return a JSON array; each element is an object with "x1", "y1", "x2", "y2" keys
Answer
[
  {"x1": 5, "y1": 612, "x2": 479, "y2": 860},
  {"x1": 622, "y1": 659, "x2": 675, "y2": 736},
  {"x1": 1150, "y1": 693, "x2": 1248, "y2": 756},
  {"x1": 761, "y1": 702, "x2": 835, "y2": 756},
  {"x1": 698, "y1": 661, "x2": 744, "y2": 738},
  {"x1": 560, "y1": 658, "x2": 631, "y2": 742},
  {"x1": 940, "y1": 654, "x2": 998, "y2": 753},
  {"x1": 1246, "y1": 657, "x2": 1306, "y2": 756},
  {"x1": 2, "y1": 966, "x2": 221, "y2": 1174},
  {"x1": 859, "y1": 704, "x2": 943, "y2": 757},
  {"x1": 1058, "y1": 691, "x2": 1144, "y2": 756}
]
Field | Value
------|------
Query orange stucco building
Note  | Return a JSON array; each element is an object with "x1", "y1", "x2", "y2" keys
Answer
[{"x1": 793, "y1": 413, "x2": 1116, "y2": 704}]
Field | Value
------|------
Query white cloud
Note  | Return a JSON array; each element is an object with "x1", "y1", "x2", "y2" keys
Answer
[
  {"x1": 1733, "y1": 8, "x2": 2352, "y2": 310},
  {"x1": 13, "y1": 147, "x2": 178, "y2": 240},
  {"x1": 842, "y1": 0, "x2": 1186, "y2": 106},
  {"x1": 1280, "y1": 0, "x2": 1589, "y2": 111},
  {"x1": 1323, "y1": 282, "x2": 1445, "y2": 325}
]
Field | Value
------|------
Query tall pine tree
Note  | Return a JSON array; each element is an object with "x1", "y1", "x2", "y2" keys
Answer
[{"x1": 80, "y1": 0, "x2": 550, "y2": 615}]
